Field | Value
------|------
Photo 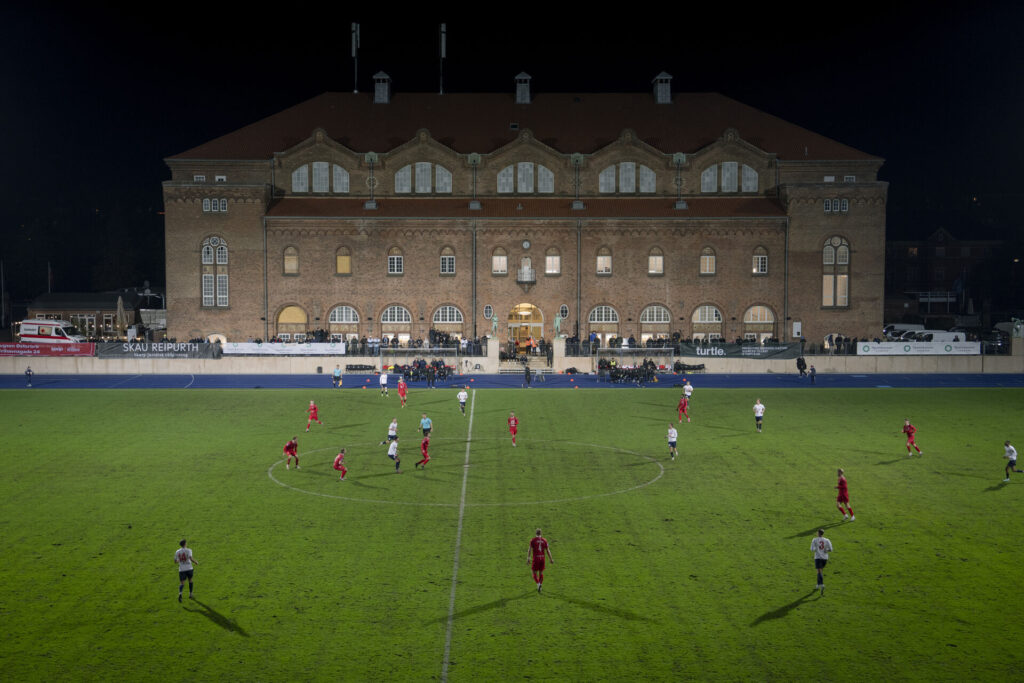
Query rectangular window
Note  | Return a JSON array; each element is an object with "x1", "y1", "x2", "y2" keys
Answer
[
  {"x1": 336, "y1": 254, "x2": 351, "y2": 274},
  {"x1": 202, "y1": 275, "x2": 214, "y2": 306},
  {"x1": 824, "y1": 175, "x2": 835, "y2": 183},
  {"x1": 638, "y1": 165, "x2": 656, "y2": 193},
  {"x1": 648, "y1": 254, "x2": 664, "y2": 274},
  {"x1": 440, "y1": 254, "x2": 455, "y2": 274},
  {"x1": 278, "y1": 333, "x2": 291, "y2": 342},
  {"x1": 312, "y1": 162, "x2": 330, "y2": 192},
  {"x1": 219, "y1": 199, "x2": 227, "y2": 212},
  {"x1": 598, "y1": 166, "x2": 616, "y2": 193},
  {"x1": 545, "y1": 254, "x2": 561, "y2": 275},
  {"x1": 388, "y1": 255, "x2": 404, "y2": 274},
  {"x1": 395, "y1": 166, "x2": 412, "y2": 193},
  {"x1": 216, "y1": 274, "x2": 229, "y2": 306},
  {"x1": 824, "y1": 199, "x2": 832, "y2": 214},
  {"x1": 202, "y1": 198, "x2": 211, "y2": 212},
  {"x1": 517, "y1": 162, "x2": 534, "y2": 193},
  {"x1": 753, "y1": 255, "x2": 768, "y2": 274},
  {"x1": 194, "y1": 174, "x2": 206, "y2": 183},
  {"x1": 414, "y1": 162, "x2": 432, "y2": 193},
  {"x1": 844, "y1": 175, "x2": 856, "y2": 183},
  {"x1": 596, "y1": 255, "x2": 612, "y2": 274},
  {"x1": 836, "y1": 274, "x2": 848, "y2": 306},
  {"x1": 822, "y1": 275, "x2": 834, "y2": 307},
  {"x1": 618, "y1": 162, "x2": 636, "y2": 193},
  {"x1": 700, "y1": 254, "x2": 716, "y2": 275},
  {"x1": 210, "y1": 199, "x2": 220, "y2": 213},
  {"x1": 721, "y1": 162, "x2": 738, "y2": 192},
  {"x1": 840, "y1": 198, "x2": 849, "y2": 213},
  {"x1": 492, "y1": 254, "x2": 507, "y2": 274},
  {"x1": 215, "y1": 174, "x2": 226, "y2": 183},
  {"x1": 497, "y1": 166, "x2": 515, "y2": 193}
]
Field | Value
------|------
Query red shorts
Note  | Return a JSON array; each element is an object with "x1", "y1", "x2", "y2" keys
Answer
[
  {"x1": 509, "y1": 427, "x2": 518, "y2": 435},
  {"x1": 837, "y1": 493, "x2": 849, "y2": 503},
  {"x1": 333, "y1": 462, "x2": 345, "y2": 471},
  {"x1": 419, "y1": 454, "x2": 430, "y2": 462},
  {"x1": 531, "y1": 556, "x2": 545, "y2": 572},
  {"x1": 906, "y1": 436, "x2": 916, "y2": 444},
  {"x1": 399, "y1": 391, "x2": 407, "y2": 398}
]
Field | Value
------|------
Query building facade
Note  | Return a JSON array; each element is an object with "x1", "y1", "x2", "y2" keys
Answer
[{"x1": 162, "y1": 74, "x2": 887, "y2": 345}]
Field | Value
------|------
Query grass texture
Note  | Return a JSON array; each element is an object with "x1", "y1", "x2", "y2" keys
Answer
[{"x1": 1, "y1": 385, "x2": 1021, "y2": 681}]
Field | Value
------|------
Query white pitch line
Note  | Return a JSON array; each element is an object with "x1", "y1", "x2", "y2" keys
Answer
[{"x1": 441, "y1": 389, "x2": 475, "y2": 683}]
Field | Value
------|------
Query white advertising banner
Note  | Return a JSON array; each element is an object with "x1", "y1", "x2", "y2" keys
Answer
[
  {"x1": 857, "y1": 341, "x2": 980, "y2": 356},
  {"x1": 222, "y1": 342, "x2": 346, "y2": 356}
]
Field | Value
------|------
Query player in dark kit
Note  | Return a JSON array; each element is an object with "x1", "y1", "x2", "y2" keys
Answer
[
  {"x1": 835, "y1": 468, "x2": 854, "y2": 520},
  {"x1": 527, "y1": 528, "x2": 553, "y2": 593},
  {"x1": 903, "y1": 419, "x2": 922, "y2": 456}
]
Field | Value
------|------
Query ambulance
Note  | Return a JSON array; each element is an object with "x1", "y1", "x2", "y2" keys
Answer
[{"x1": 17, "y1": 319, "x2": 88, "y2": 344}]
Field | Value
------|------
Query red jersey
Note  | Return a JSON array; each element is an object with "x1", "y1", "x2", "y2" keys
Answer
[
  {"x1": 508, "y1": 416, "x2": 519, "y2": 430},
  {"x1": 903, "y1": 424, "x2": 916, "y2": 438},
  {"x1": 678, "y1": 397, "x2": 689, "y2": 410},
  {"x1": 836, "y1": 476, "x2": 848, "y2": 495},
  {"x1": 333, "y1": 453, "x2": 345, "y2": 468},
  {"x1": 284, "y1": 440, "x2": 297, "y2": 456},
  {"x1": 308, "y1": 404, "x2": 319, "y2": 418},
  {"x1": 529, "y1": 536, "x2": 548, "y2": 559},
  {"x1": 398, "y1": 381, "x2": 407, "y2": 396},
  {"x1": 420, "y1": 437, "x2": 430, "y2": 456}
]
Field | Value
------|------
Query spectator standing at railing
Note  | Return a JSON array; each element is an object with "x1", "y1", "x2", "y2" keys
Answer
[{"x1": 25, "y1": 366, "x2": 33, "y2": 388}]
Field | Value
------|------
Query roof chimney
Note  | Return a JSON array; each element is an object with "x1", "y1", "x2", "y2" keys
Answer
[
  {"x1": 653, "y1": 72, "x2": 672, "y2": 104},
  {"x1": 373, "y1": 71, "x2": 392, "y2": 104},
  {"x1": 515, "y1": 72, "x2": 532, "y2": 104}
]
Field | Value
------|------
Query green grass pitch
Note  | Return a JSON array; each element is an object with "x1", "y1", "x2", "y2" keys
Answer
[{"x1": 1, "y1": 385, "x2": 1022, "y2": 681}]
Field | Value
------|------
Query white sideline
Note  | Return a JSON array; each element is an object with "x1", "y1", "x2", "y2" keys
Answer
[{"x1": 441, "y1": 389, "x2": 475, "y2": 682}]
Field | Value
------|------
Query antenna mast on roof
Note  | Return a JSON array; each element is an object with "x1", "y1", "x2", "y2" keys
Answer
[
  {"x1": 352, "y1": 23, "x2": 361, "y2": 93},
  {"x1": 439, "y1": 23, "x2": 447, "y2": 95}
]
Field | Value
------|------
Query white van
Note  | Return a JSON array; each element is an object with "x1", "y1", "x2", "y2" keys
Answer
[
  {"x1": 17, "y1": 319, "x2": 87, "y2": 344},
  {"x1": 913, "y1": 330, "x2": 962, "y2": 343}
]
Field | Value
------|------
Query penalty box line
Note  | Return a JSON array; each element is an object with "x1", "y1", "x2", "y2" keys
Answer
[{"x1": 441, "y1": 389, "x2": 475, "y2": 682}]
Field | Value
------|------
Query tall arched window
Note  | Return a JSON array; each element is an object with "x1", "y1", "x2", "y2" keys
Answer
[
  {"x1": 387, "y1": 247, "x2": 404, "y2": 275},
  {"x1": 700, "y1": 247, "x2": 716, "y2": 275},
  {"x1": 596, "y1": 246, "x2": 612, "y2": 275},
  {"x1": 822, "y1": 236, "x2": 850, "y2": 307},
  {"x1": 201, "y1": 236, "x2": 228, "y2": 307},
  {"x1": 283, "y1": 247, "x2": 299, "y2": 275}
]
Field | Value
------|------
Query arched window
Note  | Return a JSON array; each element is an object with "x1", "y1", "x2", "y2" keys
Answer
[
  {"x1": 283, "y1": 247, "x2": 299, "y2": 275},
  {"x1": 333, "y1": 164, "x2": 350, "y2": 193},
  {"x1": 433, "y1": 305, "x2": 464, "y2": 323},
  {"x1": 640, "y1": 305, "x2": 671, "y2": 323},
  {"x1": 648, "y1": 247, "x2": 664, "y2": 275},
  {"x1": 497, "y1": 163, "x2": 555, "y2": 194},
  {"x1": 752, "y1": 247, "x2": 768, "y2": 275},
  {"x1": 291, "y1": 165, "x2": 309, "y2": 193},
  {"x1": 596, "y1": 246, "x2": 612, "y2": 275},
  {"x1": 336, "y1": 246, "x2": 352, "y2": 275},
  {"x1": 822, "y1": 236, "x2": 850, "y2": 307},
  {"x1": 395, "y1": 163, "x2": 452, "y2": 194},
  {"x1": 588, "y1": 305, "x2": 619, "y2": 323},
  {"x1": 201, "y1": 236, "x2": 228, "y2": 307},
  {"x1": 545, "y1": 247, "x2": 561, "y2": 275},
  {"x1": 692, "y1": 305, "x2": 723, "y2": 323},
  {"x1": 492, "y1": 247, "x2": 508, "y2": 275},
  {"x1": 387, "y1": 247, "x2": 403, "y2": 275},
  {"x1": 741, "y1": 164, "x2": 758, "y2": 192},
  {"x1": 329, "y1": 305, "x2": 360, "y2": 323},
  {"x1": 744, "y1": 306, "x2": 775, "y2": 323},
  {"x1": 598, "y1": 163, "x2": 656, "y2": 193},
  {"x1": 440, "y1": 246, "x2": 455, "y2": 275},
  {"x1": 700, "y1": 247, "x2": 716, "y2": 275},
  {"x1": 277, "y1": 305, "x2": 307, "y2": 337},
  {"x1": 701, "y1": 165, "x2": 718, "y2": 193},
  {"x1": 312, "y1": 161, "x2": 330, "y2": 193},
  {"x1": 381, "y1": 305, "x2": 412, "y2": 323}
]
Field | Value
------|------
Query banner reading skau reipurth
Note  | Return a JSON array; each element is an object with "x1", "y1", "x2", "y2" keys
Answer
[{"x1": 94, "y1": 342, "x2": 222, "y2": 359}]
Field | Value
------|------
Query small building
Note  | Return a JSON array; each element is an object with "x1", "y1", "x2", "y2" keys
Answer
[{"x1": 27, "y1": 292, "x2": 142, "y2": 338}]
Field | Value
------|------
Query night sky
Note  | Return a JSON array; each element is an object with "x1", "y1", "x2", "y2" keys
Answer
[{"x1": 1, "y1": 1, "x2": 1021, "y2": 303}]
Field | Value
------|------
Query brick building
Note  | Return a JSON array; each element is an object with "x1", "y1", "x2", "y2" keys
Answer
[{"x1": 162, "y1": 73, "x2": 887, "y2": 345}]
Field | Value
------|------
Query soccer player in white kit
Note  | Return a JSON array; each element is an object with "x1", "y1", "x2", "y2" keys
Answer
[
  {"x1": 753, "y1": 399, "x2": 766, "y2": 432},
  {"x1": 684, "y1": 380, "x2": 693, "y2": 401},
  {"x1": 457, "y1": 387, "x2": 469, "y2": 416},
  {"x1": 379, "y1": 370, "x2": 389, "y2": 396},
  {"x1": 1004, "y1": 441, "x2": 1023, "y2": 481},
  {"x1": 379, "y1": 418, "x2": 398, "y2": 446},
  {"x1": 667, "y1": 424, "x2": 678, "y2": 461},
  {"x1": 175, "y1": 539, "x2": 198, "y2": 602},
  {"x1": 387, "y1": 437, "x2": 402, "y2": 473},
  {"x1": 811, "y1": 529, "x2": 833, "y2": 595}
]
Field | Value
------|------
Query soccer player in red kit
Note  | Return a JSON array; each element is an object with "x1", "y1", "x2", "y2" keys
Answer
[
  {"x1": 284, "y1": 437, "x2": 299, "y2": 470},
  {"x1": 508, "y1": 412, "x2": 519, "y2": 447},
  {"x1": 528, "y1": 529, "x2": 553, "y2": 593},
  {"x1": 333, "y1": 448, "x2": 348, "y2": 481},
  {"x1": 397, "y1": 378, "x2": 408, "y2": 408},
  {"x1": 903, "y1": 419, "x2": 922, "y2": 456},
  {"x1": 416, "y1": 435, "x2": 430, "y2": 469},
  {"x1": 677, "y1": 394, "x2": 690, "y2": 423},
  {"x1": 306, "y1": 401, "x2": 322, "y2": 432},
  {"x1": 835, "y1": 468, "x2": 854, "y2": 520}
]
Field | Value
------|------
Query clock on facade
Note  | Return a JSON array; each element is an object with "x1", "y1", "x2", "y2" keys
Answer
[{"x1": 522, "y1": 240, "x2": 531, "y2": 249}]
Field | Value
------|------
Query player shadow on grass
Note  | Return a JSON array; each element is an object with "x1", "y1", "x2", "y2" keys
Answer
[
  {"x1": 783, "y1": 521, "x2": 844, "y2": 539},
  {"x1": 427, "y1": 591, "x2": 534, "y2": 623},
  {"x1": 184, "y1": 600, "x2": 249, "y2": 637},
  {"x1": 874, "y1": 457, "x2": 909, "y2": 465},
  {"x1": 546, "y1": 592, "x2": 657, "y2": 622},
  {"x1": 983, "y1": 482, "x2": 1009, "y2": 493},
  {"x1": 750, "y1": 590, "x2": 819, "y2": 626}
]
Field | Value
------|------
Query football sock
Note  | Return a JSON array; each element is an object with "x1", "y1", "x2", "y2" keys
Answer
[{"x1": 189, "y1": 582, "x2": 194, "y2": 595}]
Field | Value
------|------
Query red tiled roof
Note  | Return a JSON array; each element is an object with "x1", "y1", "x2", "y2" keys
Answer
[
  {"x1": 171, "y1": 92, "x2": 877, "y2": 162},
  {"x1": 265, "y1": 196, "x2": 786, "y2": 220}
]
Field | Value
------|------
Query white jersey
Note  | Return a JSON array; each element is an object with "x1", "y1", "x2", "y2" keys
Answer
[
  {"x1": 811, "y1": 537, "x2": 833, "y2": 560},
  {"x1": 667, "y1": 427, "x2": 678, "y2": 443},
  {"x1": 388, "y1": 441, "x2": 399, "y2": 458},
  {"x1": 684, "y1": 384, "x2": 693, "y2": 398},
  {"x1": 1007, "y1": 444, "x2": 1018, "y2": 460},
  {"x1": 753, "y1": 403, "x2": 765, "y2": 418},
  {"x1": 387, "y1": 421, "x2": 398, "y2": 437},
  {"x1": 457, "y1": 390, "x2": 468, "y2": 404},
  {"x1": 174, "y1": 547, "x2": 194, "y2": 571},
  {"x1": 379, "y1": 372, "x2": 388, "y2": 386}
]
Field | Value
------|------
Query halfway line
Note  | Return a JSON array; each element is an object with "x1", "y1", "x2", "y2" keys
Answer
[{"x1": 441, "y1": 389, "x2": 475, "y2": 682}]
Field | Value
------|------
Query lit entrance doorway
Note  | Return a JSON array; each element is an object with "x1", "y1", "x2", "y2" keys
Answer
[{"x1": 508, "y1": 303, "x2": 543, "y2": 352}]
